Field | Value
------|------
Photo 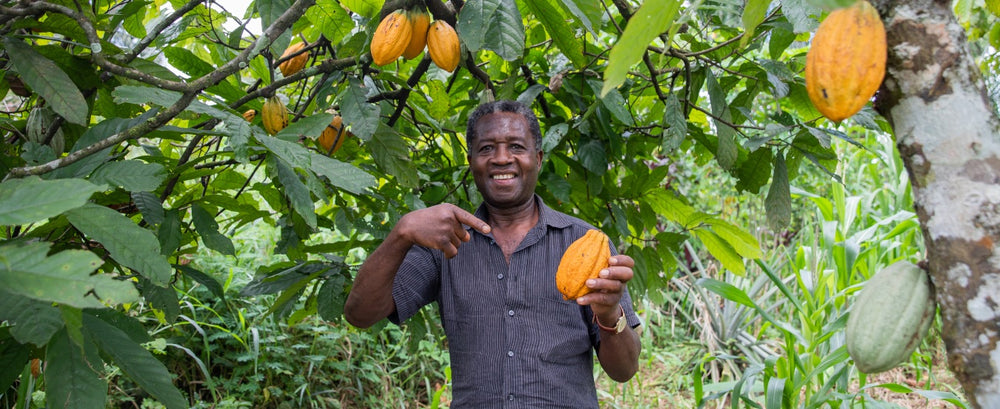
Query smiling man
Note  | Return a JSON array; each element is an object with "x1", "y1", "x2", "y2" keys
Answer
[{"x1": 344, "y1": 100, "x2": 641, "y2": 408}]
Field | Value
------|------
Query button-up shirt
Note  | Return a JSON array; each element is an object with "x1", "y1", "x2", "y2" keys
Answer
[{"x1": 389, "y1": 196, "x2": 640, "y2": 408}]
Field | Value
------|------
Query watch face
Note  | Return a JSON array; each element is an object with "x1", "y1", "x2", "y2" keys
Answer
[{"x1": 615, "y1": 316, "x2": 626, "y2": 333}]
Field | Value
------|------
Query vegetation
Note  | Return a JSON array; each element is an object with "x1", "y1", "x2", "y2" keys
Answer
[{"x1": 1, "y1": 0, "x2": 996, "y2": 407}]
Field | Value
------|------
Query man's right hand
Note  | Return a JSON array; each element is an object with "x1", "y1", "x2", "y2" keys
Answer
[{"x1": 397, "y1": 204, "x2": 491, "y2": 258}]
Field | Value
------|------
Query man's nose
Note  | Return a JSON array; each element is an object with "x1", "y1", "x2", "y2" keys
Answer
[{"x1": 491, "y1": 145, "x2": 513, "y2": 163}]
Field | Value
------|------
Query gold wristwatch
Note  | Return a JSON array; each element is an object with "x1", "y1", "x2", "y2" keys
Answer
[{"x1": 594, "y1": 305, "x2": 627, "y2": 334}]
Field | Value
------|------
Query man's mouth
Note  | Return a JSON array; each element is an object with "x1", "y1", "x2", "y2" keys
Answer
[{"x1": 492, "y1": 173, "x2": 516, "y2": 180}]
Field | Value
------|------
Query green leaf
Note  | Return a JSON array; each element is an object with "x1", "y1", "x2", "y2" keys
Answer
[
  {"x1": 577, "y1": 139, "x2": 608, "y2": 176},
  {"x1": 524, "y1": 0, "x2": 586, "y2": 67},
  {"x1": 558, "y1": 0, "x2": 600, "y2": 36},
  {"x1": 176, "y1": 265, "x2": 225, "y2": 299},
  {"x1": 338, "y1": 78, "x2": 380, "y2": 141},
  {"x1": 0, "y1": 327, "x2": 31, "y2": 393},
  {"x1": 370, "y1": 124, "x2": 418, "y2": 188},
  {"x1": 46, "y1": 328, "x2": 107, "y2": 409},
  {"x1": 601, "y1": 0, "x2": 681, "y2": 96},
  {"x1": 276, "y1": 111, "x2": 334, "y2": 142},
  {"x1": 3, "y1": 38, "x2": 88, "y2": 125},
  {"x1": 66, "y1": 203, "x2": 173, "y2": 285},
  {"x1": 82, "y1": 314, "x2": 187, "y2": 409},
  {"x1": 697, "y1": 277, "x2": 755, "y2": 307},
  {"x1": 707, "y1": 71, "x2": 738, "y2": 170},
  {"x1": 741, "y1": 0, "x2": 771, "y2": 47},
  {"x1": 706, "y1": 218, "x2": 763, "y2": 259},
  {"x1": 132, "y1": 191, "x2": 165, "y2": 226},
  {"x1": 308, "y1": 152, "x2": 376, "y2": 195},
  {"x1": 163, "y1": 46, "x2": 214, "y2": 78},
  {"x1": 191, "y1": 203, "x2": 236, "y2": 256},
  {"x1": 0, "y1": 176, "x2": 102, "y2": 225},
  {"x1": 256, "y1": 132, "x2": 313, "y2": 168},
  {"x1": 0, "y1": 241, "x2": 139, "y2": 308},
  {"x1": 274, "y1": 158, "x2": 318, "y2": 229},
  {"x1": 736, "y1": 147, "x2": 773, "y2": 193},
  {"x1": 89, "y1": 160, "x2": 167, "y2": 192},
  {"x1": 308, "y1": 0, "x2": 355, "y2": 45},
  {"x1": 646, "y1": 189, "x2": 696, "y2": 225},
  {"x1": 457, "y1": 0, "x2": 525, "y2": 61},
  {"x1": 317, "y1": 274, "x2": 346, "y2": 321},
  {"x1": 766, "y1": 152, "x2": 791, "y2": 231},
  {"x1": 693, "y1": 228, "x2": 746, "y2": 274},
  {"x1": 341, "y1": 0, "x2": 383, "y2": 18},
  {"x1": 662, "y1": 94, "x2": 687, "y2": 152},
  {"x1": 0, "y1": 290, "x2": 63, "y2": 346},
  {"x1": 158, "y1": 209, "x2": 182, "y2": 256}
]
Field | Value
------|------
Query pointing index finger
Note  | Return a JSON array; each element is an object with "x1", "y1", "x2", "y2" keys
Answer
[{"x1": 452, "y1": 207, "x2": 491, "y2": 235}]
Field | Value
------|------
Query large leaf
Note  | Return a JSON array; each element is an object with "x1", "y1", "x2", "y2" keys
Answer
[
  {"x1": 741, "y1": 0, "x2": 771, "y2": 47},
  {"x1": 457, "y1": 0, "x2": 525, "y2": 61},
  {"x1": 89, "y1": 160, "x2": 167, "y2": 192},
  {"x1": 601, "y1": 0, "x2": 682, "y2": 96},
  {"x1": 274, "y1": 157, "x2": 318, "y2": 229},
  {"x1": 341, "y1": 0, "x2": 382, "y2": 18},
  {"x1": 705, "y1": 218, "x2": 763, "y2": 259},
  {"x1": 308, "y1": 151, "x2": 375, "y2": 195},
  {"x1": 66, "y1": 203, "x2": 173, "y2": 285},
  {"x1": 0, "y1": 241, "x2": 139, "y2": 308},
  {"x1": 662, "y1": 94, "x2": 687, "y2": 152},
  {"x1": 692, "y1": 228, "x2": 746, "y2": 275},
  {"x1": 191, "y1": 203, "x2": 236, "y2": 256},
  {"x1": 307, "y1": 0, "x2": 356, "y2": 45},
  {"x1": 82, "y1": 314, "x2": 187, "y2": 409},
  {"x1": 369, "y1": 124, "x2": 418, "y2": 188},
  {"x1": 338, "y1": 77, "x2": 380, "y2": 141},
  {"x1": 524, "y1": 0, "x2": 586, "y2": 68},
  {"x1": 46, "y1": 329, "x2": 107, "y2": 409},
  {"x1": 0, "y1": 327, "x2": 31, "y2": 393},
  {"x1": 0, "y1": 290, "x2": 64, "y2": 346},
  {"x1": 3, "y1": 38, "x2": 88, "y2": 125},
  {"x1": 707, "y1": 70, "x2": 738, "y2": 170},
  {"x1": 0, "y1": 176, "x2": 102, "y2": 225},
  {"x1": 766, "y1": 152, "x2": 792, "y2": 230}
]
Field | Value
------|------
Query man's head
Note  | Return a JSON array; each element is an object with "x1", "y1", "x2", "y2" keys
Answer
[
  {"x1": 466, "y1": 100, "x2": 542, "y2": 152},
  {"x1": 465, "y1": 100, "x2": 544, "y2": 210}
]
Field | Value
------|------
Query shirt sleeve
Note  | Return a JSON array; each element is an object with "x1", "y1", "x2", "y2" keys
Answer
[{"x1": 388, "y1": 245, "x2": 441, "y2": 325}]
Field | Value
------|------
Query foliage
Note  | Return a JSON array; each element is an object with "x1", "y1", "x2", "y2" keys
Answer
[{"x1": 0, "y1": 0, "x2": 995, "y2": 407}]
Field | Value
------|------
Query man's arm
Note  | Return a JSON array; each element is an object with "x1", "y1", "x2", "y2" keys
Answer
[
  {"x1": 343, "y1": 204, "x2": 491, "y2": 328},
  {"x1": 576, "y1": 255, "x2": 642, "y2": 382}
]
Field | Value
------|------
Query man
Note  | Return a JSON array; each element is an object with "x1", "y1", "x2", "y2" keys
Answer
[{"x1": 344, "y1": 100, "x2": 641, "y2": 408}]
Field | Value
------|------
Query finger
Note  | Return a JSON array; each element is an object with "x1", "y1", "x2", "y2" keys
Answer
[
  {"x1": 451, "y1": 206, "x2": 491, "y2": 234},
  {"x1": 585, "y1": 277, "x2": 624, "y2": 293},
  {"x1": 453, "y1": 221, "x2": 472, "y2": 243},
  {"x1": 575, "y1": 291, "x2": 622, "y2": 307},
  {"x1": 442, "y1": 242, "x2": 459, "y2": 259},
  {"x1": 600, "y1": 266, "x2": 634, "y2": 283},
  {"x1": 608, "y1": 255, "x2": 635, "y2": 268}
]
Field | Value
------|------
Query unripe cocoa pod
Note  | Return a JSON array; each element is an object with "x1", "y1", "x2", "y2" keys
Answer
[
  {"x1": 555, "y1": 230, "x2": 611, "y2": 300},
  {"x1": 371, "y1": 10, "x2": 412, "y2": 66},
  {"x1": 278, "y1": 42, "x2": 309, "y2": 77},
  {"x1": 426, "y1": 20, "x2": 460, "y2": 72},
  {"x1": 261, "y1": 96, "x2": 289, "y2": 135},
  {"x1": 805, "y1": 0, "x2": 886, "y2": 122},
  {"x1": 846, "y1": 261, "x2": 936, "y2": 374},
  {"x1": 402, "y1": 10, "x2": 431, "y2": 60}
]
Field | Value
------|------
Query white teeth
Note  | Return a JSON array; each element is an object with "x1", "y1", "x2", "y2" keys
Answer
[{"x1": 492, "y1": 174, "x2": 515, "y2": 180}]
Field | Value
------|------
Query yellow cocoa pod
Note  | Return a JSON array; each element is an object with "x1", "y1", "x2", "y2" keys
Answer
[
  {"x1": 555, "y1": 230, "x2": 611, "y2": 300},
  {"x1": 279, "y1": 42, "x2": 309, "y2": 77},
  {"x1": 261, "y1": 96, "x2": 289, "y2": 135},
  {"x1": 318, "y1": 111, "x2": 352, "y2": 155},
  {"x1": 426, "y1": 20, "x2": 460, "y2": 72},
  {"x1": 242, "y1": 109, "x2": 256, "y2": 122},
  {"x1": 805, "y1": 0, "x2": 886, "y2": 122},
  {"x1": 402, "y1": 10, "x2": 431, "y2": 60},
  {"x1": 371, "y1": 10, "x2": 412, "y2": 66}
]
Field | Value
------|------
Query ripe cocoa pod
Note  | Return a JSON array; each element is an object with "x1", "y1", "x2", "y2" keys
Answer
[
  {"x1": 805, "y1": 0, "x2": 886, "y2": 122},
  {"x1": 261, "y1": 96, "x2": 289, "y2": 135},
  {"x1": 426, "y1": 20, "x2": 460, "y2": 72},
  {"x1": 242, "y1": 109, "x2": 256, "y2": 122},
  {"x1": 318, "y1": 111, "x2": 352, "y2": 155},
  {"x1": 402, "y1": 10, "x2": 431, "y2": 60},
  {"x1": 846, "y1": 261, "x2": 936, "y2": 374},
  {"x1": 279, "y1": 42, "x2": 309, "y2": 77},
  {"x1": 555, "y1": 230, "x2": 611, "y2": 300},
  {"x1": 371, "y1": 10, "x2": 412, "y2": 66}
]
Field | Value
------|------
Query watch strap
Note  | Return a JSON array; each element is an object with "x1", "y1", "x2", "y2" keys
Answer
[{"x1": 593, "y1": 304, "x2": 626, "y2": 334}]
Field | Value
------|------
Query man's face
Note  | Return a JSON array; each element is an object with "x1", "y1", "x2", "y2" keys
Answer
[{"x1": 468, "y1": 112, "x2": 543, "y2": 209}]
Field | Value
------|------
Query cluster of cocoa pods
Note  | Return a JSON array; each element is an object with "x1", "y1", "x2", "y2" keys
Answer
[{"x1": 371, "y1": 5, "x2": 461, "y2": 72}]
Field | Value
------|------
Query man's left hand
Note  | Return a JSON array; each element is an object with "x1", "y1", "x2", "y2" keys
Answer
[{"x1": 575, "y1": 255, "x2": 634, "y2": 322}]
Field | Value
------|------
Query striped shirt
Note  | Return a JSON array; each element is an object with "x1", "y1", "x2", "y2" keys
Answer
[{"x1": 389, "y1": 196, "x2": 641, "y2": 408}]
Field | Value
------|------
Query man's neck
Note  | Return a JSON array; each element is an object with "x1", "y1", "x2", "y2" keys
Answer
[{"x1": 485, "y1": 198, "x2": 539, "y2": 230}]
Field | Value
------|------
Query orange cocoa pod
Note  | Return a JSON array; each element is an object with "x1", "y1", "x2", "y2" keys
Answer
[
  {"x1": 805, "y1": 0, "x2": 886, "y2": 122},
  {"x1": 402, "y1": 10, "x2": 431, "y2": 60},
  {"x1": 279, "y1": 42, "x2": 310, "y2": 77},
  {"x1": 242, "y1": 109, "x2": 256, "y2": 122},
  {"x1": 555, "y1": 230, "x2": 611, "y2": 300},
  {"x1": 318, "y1": 111, "x2": 352, "y2": 155},
  {"x1": 371, "y1": 10, "x2": 412, "y2": 66},
  {"x1": 426, "y1": 20, "x2": 460, "y2": 72},
  {"x1": 261, "y1": 96, "x2": 289, "y2": 135}
]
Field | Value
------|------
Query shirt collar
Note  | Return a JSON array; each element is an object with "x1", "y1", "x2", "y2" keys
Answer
[{"x1": 472, "y1": 194, "x2": 575, "y2": 232}]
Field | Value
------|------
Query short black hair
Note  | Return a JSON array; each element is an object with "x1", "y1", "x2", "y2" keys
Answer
[{"x1": 465, "y1": 100, "x2": 543, "y2": 152}]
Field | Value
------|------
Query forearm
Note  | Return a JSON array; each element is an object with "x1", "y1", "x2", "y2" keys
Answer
[
  {"x1": 343, "y1": 231, "x2": 414, "y2": 328},
  {"x1": 596, "y1": 326, "x2": 641, "y2": 382}
]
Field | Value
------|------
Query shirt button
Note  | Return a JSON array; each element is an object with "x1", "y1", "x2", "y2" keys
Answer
[
  {"x1": 497, "y1": 273, "x2": 504, "y2": 280},
  {"x1": 507, "y1": 350, "x2": 514, "y2": 357},
  {"x1": 507, "y1": 394, "x2": 515, "y2": 401},
  {"x1": 507, "y1": 310, "x2": 514, "y2": 316}
]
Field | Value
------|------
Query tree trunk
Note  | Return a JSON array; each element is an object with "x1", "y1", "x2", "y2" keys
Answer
[{"x1": 873, "y1": 0, "x2": 1000, "y2": 407}]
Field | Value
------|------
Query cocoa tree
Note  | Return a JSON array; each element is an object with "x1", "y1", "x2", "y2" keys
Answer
[
  {"x1": 873, "y1": 0, "x2": 1000, "y2": 406},
  {"x1": 0, "y1": 0, "x2": 996, "y2": 406}
]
